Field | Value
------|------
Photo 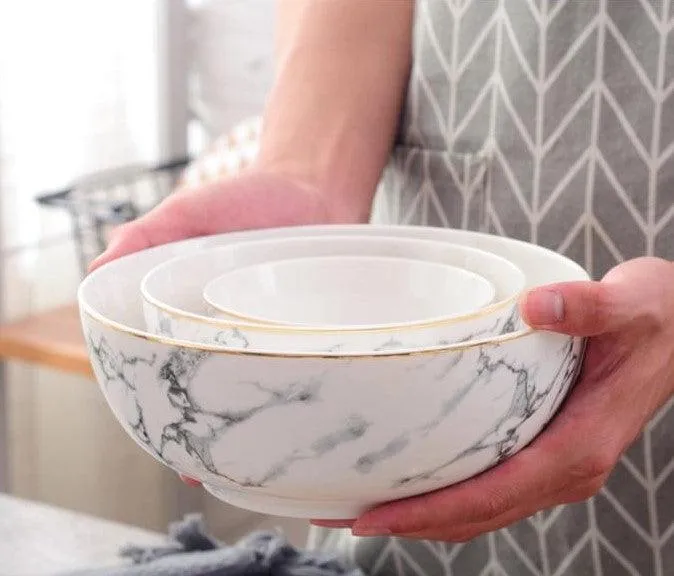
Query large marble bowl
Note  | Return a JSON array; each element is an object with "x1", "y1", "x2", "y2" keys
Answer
[
  {"x1": 78, "y1": 225, "x2": 588, "y2": 518},
  {"x1": 140, "y1": 236, "x2": 527, "y2": 352}
]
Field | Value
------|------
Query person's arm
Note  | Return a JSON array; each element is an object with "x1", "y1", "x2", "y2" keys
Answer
[
  {"x1": 259, "y1": 0, "x2": 414, "y2": 222},
  {"x1": 90, "y1": 1, "x2": 413, "y2": 269}
]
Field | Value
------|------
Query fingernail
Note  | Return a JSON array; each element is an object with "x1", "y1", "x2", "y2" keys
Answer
[
  {"x1": 524, "y1": 289, "x2": 565, "y2": 326},
  {"x1": 351, "y1": 525, "x2": 393, "y2": 537},
  {"x1": 179, "y1": 475, "x2": 201, "y2": 487},
  {"x1": 310, "y1": 520, "x2": 355, "y2": 529}
]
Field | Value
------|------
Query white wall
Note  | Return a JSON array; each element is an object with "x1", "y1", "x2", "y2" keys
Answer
[
  {"x1": 188, "y1": 0, "x2": 275, "y2": 141},
  {"x1": 0, "y1": 0, "x2": 306, "y2": 543}
]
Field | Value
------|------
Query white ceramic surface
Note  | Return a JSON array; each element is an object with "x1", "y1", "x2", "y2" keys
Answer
[
  {"x1": 202, "y1": 255, "x2": 496, "y2": 328},
  {"x1": 79, "y1": 224, "x2": 589, "y2": 518},
  {"x1": 141, "y1": 236, "x2": 527, "y2": 352}
]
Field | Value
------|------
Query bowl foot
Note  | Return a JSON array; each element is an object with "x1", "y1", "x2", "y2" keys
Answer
[{"x1": 202, "y1": 483, "x2": 371, "y2": 519}]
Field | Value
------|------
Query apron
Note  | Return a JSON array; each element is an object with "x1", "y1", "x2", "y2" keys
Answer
[{"x1": 311, "y1": 1, "x2": 674, "y2": 574}]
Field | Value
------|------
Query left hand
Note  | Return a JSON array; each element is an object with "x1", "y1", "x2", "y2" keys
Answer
[{"x1": 312, "y1": 257, "x2": 674, "y2": 540}]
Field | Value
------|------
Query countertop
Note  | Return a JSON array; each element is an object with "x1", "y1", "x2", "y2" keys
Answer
[{"x1": 0, "y1": 494, "x2": 164, "y2": 575}]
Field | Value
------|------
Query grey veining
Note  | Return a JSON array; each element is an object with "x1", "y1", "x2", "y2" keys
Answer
[
  {"x1": 391, "y1": 338, "x2": 581, "y2": 487},
  {"x1": 88, "y1": 334, "x2": 326, "y2": 486},
  {"x1": 213, "y1": 328, "x2": 250, "y2": 348},
  {"x1": 355, "y1": 434, "x2": 411, "y2": 474},
  {"x1": 240, "y1": 415, "x2": 371, "y2": 487},
  {"x1": 84, "y1": 310, "x2": 583, "y2": 515}
]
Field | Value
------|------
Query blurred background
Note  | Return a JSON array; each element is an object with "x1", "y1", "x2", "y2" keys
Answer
[{"x1": 0, "y1": 0, "x2": 310, "y2": 551}]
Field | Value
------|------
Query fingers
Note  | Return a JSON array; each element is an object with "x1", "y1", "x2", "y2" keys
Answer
[
  {"x1": 521, "y1": 257, "x2": 674, "y2": 336},
  {"x1": 349, "y1": 444, "x2": 562, "y2": 537},
  {"x1": 346, "y1": 369, "x2": 623, "y2": 539},
  {"x1": 179, "y1": 474, "x2": 202, "y2": 487},
  {"x1": 88, "y1": 221, "x2": 150, "y2": 271},
  {"x1": 310, "y1": 519, "x2": 356, "y2": 529},
  {"x1": 88, "y1": 194, "x2": 202, "y2": 272},
  {"x1": 521, "y1": 281, "x2": 612, "y2": 336},
  {"x1": 382, "y1": 500, "x2": 548, "y2": 542},
  {"x1": 380, "y1": 478, "x2": 600, "y2": 542},
  {"x1": 86, "y1": 171, "x2": 330, "y2": 273}
]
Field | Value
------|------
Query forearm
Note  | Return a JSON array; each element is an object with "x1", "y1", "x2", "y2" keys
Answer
[{"x1": 257, "y1": 0, "x2": 414, "y2": 222}]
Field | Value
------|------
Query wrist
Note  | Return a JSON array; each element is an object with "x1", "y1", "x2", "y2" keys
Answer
[{"x1": 253, "y1": 147, "x2": 374, "y2": 225}]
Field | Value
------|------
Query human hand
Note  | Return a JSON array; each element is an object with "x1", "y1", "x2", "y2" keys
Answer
[
  {"x1": 89, "y1": 167, "x2": 347, "y2": 488},
  {"x1": 89, "y1": 169, "x2": 338, "y2": 272},
  {"x1": 313, "y1": 257, "x2": 674, "y2": 540}
]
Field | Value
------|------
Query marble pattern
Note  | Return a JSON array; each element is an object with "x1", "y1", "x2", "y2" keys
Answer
[
  {"x1": 83, "y1": 311, "x2": 583, "y2": 518},
  {"x1": 392, "y1": 338, "x2": 580, "y2": 488},
  {"x1": 145, "y1": 298, "x2": 525, "y2": 354}
]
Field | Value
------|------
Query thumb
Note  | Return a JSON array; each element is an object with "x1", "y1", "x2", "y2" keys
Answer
[{"x1": 520, "y1": 257, "x2": 672, "y2": 337}]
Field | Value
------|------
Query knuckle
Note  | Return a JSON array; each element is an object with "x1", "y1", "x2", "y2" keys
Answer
[
  {"x1": 565, "y1": 476, "x2": 607, "y2": 502},
  {"x1": 560, "y1": 421, "x2": 620, "y2": 491},
  {"x1": 570, "y1": 449, "x2": 615, "y2": 484},
  {"x1": 469, "y1": 490, "x2": 513, "y2": 523},
  {"x1": 580, "y1": 282, "x2": 609, "y2": 331}
]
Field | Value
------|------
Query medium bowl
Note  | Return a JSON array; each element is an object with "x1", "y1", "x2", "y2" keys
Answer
[
  {"x1": 141, "y1": 236, "x2": 526, "y2": 352},
  {"x1": 79, "y1": 224, "x2": 588, "y2": 518}
]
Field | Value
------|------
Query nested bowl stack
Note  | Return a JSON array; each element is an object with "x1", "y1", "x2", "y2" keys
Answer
[{"x1": 78, "y1": 224, "x2": 588, "y2": 518}]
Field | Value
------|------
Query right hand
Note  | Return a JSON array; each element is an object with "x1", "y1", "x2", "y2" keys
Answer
[{"x1": 89, "y1": 168, "x2": 338, "y2": 272}]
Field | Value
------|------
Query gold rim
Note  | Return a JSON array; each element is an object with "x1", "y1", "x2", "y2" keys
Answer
[
  {"x1": 78, "y1": 224, "x2": 589, "y2": 358},
  {"x1": 204, "y1": 305, "x2": 298, "y2": 326},
  {"x1": 81, "y1": 304, "x2": 539, "y2": 360},
  {"x1": 144, "y1": 290, "x2": 520, "y2": 334},
  {"x1": 139, "y1": 238, "x2": 526, "y2": 334}
]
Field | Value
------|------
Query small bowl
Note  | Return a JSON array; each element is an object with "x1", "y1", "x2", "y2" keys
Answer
[
  {"x1": 141, "y1": 236, "x2": 526, "y2": 352},
  {"x1": 202, "y1": 255, "x2": 496, "y2": 328},
  {"x1": 79, "y1": 223, "x2": 589, "y2": 519}
]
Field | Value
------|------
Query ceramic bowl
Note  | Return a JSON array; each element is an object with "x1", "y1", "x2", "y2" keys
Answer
[
  {"x1": 202, "y1": 255, "x2": 496, "y2": 328},
  {"x1": 140, "y1": 236, "x2": 526, "y2": 352},
  {"x1": 79, "y1": 224, "x2": 588, "y2": 518}
]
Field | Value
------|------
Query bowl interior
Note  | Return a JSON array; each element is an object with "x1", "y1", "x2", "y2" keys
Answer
[
  {"x1": 141, "y1": 235, "x2": 526, "y2": 333},
  {"x1": 202, "y1": 255, "x2": 496, "y2": 328},
  {"x1": 80, "y1": 224, "x2": 590, "y2": 356}
]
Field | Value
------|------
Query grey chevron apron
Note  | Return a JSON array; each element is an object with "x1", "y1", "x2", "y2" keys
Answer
[{"x1": 309, "y1": 1, "x2": 674, "y2": 575}]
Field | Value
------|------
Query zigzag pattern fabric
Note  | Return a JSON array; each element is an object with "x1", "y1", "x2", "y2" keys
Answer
[{"x1": 334, "y1": 0, "x2": 674, "y2": 574}]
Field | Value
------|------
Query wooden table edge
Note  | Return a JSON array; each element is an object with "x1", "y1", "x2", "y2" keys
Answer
[{"x1": 0, "y1": 304, "x2": 93, "y2": 378}]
